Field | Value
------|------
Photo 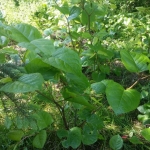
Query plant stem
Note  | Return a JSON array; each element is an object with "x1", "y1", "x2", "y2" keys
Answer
[
  {"x1": 127, "y1": 75, "x2": 150, "y2": 89},
  {"x1": 36, "y1": 90, "x2": 69, "y2": 130}
]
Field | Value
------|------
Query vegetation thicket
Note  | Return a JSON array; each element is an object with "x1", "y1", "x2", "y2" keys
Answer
[{"x1": 0, "y1": 0, "x2": 150, "y2": 149}]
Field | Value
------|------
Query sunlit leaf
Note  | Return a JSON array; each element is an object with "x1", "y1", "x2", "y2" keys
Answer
[
  {"x1": 106, "y1": 81, "x2": 140, "y2": 115},
  {"x1": 68, "y1": 6, "x2": 81, "y2": 21},
  {"x1": 0, "y1": 73, "x2": 44, "y2": 93},
  {"x1": 120, "y1": 50, "x2": 150, "y2": 72},
  {"x1": 45, "y1": 48, "x2": 82, "y2": 76},
  {"x1": 141, "y1": 128, "x2": 150, "y2": 141},
  {"x1": 6, "y1": 23, "x2": 42, "y2": 42}
]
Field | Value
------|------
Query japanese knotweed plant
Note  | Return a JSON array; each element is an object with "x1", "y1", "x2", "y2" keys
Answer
[{"x1": 0, "y1": 3, "x2": 150, "y2": 148}]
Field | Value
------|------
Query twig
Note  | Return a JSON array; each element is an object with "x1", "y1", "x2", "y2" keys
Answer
[
  {"x1": 127, "y1": 75, "x2": 150, "y2": 89},
  {"x1": 36, "y1": 90, "x2": 69, "y2": 129}
]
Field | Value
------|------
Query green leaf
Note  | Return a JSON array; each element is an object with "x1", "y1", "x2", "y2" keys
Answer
[
  {"x1": 97, "y1": 47, "x2": 114, "y2": 59},
  {"x1": 106, "y1": 81, "x2": 140, "y2": 115},
  {"x1": 33, "y1": 111, "x2": 53, "y2": 130},
  {"x1": 66, "y1": 73, "x2": 90, "y2": 92},
  {"x1": 25, "y1": 58, "x2": 59, "y2": 81},
  {"x1": 57, "y1": 129, "x2": 68, "y2": 139},
  {"x1": 82, "y1": 124, "x2": 98, "y2": 145},
  {"x1": 141, "y1": 128, "x2": 150, "y2": 141},
  {"x1": 62, "y1": 88, "x2": 94, "y2": 109},
  {"x1": 0, "y1": 73, "x2": 44, "y2": 93},
  {"x1": 0, "y1": 36, "x2": 8, "y2": 48},
  {"x1": 0, "y1": 77, "x2": 12, "y2": 83},
  {"x1": 120, "y1": 50, "x2": 150, "y2": 72},
  {"x1": 15, "y1": 116, "x2": 23, "y2": 129},
  {"x1": 81, "y1": 10, "x2": 88, "y2": 25},
  {"x1": 129, "y1": 136, "x2": 143, "y2": 144},
  {"x1": 25, "y1": 58, "x2": 51, "y2": 73},
  {"x1": 4, "y1": 116, "x2": 12, "y2": 129},
  {"x1": 6, "y1": 23, "x2": 42, "y2": 43},
  {"x1": 87, "y1": 114, "x2": 104, "y2": 130},
  {"x1": 91, "y1": 80, "x2": 112, "y2": 94},
  {"x1": 7, "y1": 130, "x2": 24, "y2": 141},
  {"x1": 0, "y1": 53, "x2": 5, "y2": 64},
  {"x1": 82, "y1": 32, "x2": 91, "y2": 38},
  {"x1": 55, "y1": 3, "x2": 69, "y2": 15},
  {"x1": 68, "y1": 6, "x2": 81, "y2": 21},
  {"x1": 45, "y1": 48, "x2": 82, "y2": 76},
  {"x1": 92, "y1": 37, "x2": 98, "y2": 45},
  {"x1": 62, "y1": 127, "x2": 81, "y2": 149},
  {"x1": 109, "y1": 135, "x2": 123, "y2": 150},
  {"x1": 92, "y1": 71, "x2": 105, "y2": 82},
  {"x1": 19, "y1": 38, "x2": 55, "y2": 57},
  {"x1": 0, "y1": 47, "x2": 18, "y2": 54},
  {"x1": 33, "y1": 130, "x2": 47, "y2": 149}
]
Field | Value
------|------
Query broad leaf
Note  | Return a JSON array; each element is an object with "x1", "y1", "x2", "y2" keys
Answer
[
  {"x1": 120, "y1": 50, "x2": 150, "y2": 72},
  {"x1": 33, "y1": 130, "x2": 47, "y2": 148},
  {"x1": 0, "y1": 77, "x2": 12, "y2": 84},
  {"x1": 4, "y1": 116, "x2": 12, "y2": 129},
  {"x1": 19, "y1": 38, "x2": 55, "y2": 57},
  {"x1": 6, "y1": 23, "x2": 42, "y2": 43},
  {"x1": 33, "y1": 111, "x2": 53, "y2": 130},
  {"x1": 91, "y1": 80, "x2": 113, "y2": 94},
  {"x1": 129, "y1": 136, "x2": 143, "y2": 144},
  {"x1": 0, "y1": 53, "x2": 5, "y2": 63},
  {"x1": 7, "y1": 130, "x2": 24, "y2": 141},
  {"x1": 106, "y1": 81, "x2": 140, "y2": 115},
  {"x1": 62, "y1": 88, "x2": 94, "y2": 109},
  {"x1": 45, "y1": 48, "x2": 82, "y2": 76},
  {"x1": 62, "y1": 127, "x2": 81, "y2": 149},
  {"x1": 0, "y1": 73, "x2": 44, "y2": 93},
  {"x1": 68, "y1": 6, "x2": 81, "y2": 21},
  {"x1": 57, "y1": 129, "x2": 68, "y2": 139},
  {"x1": 82, "y1": 124, "x2": 98, "y2": 145},
  {"x1": 25, "y1": 58, "x2": 59, "y2": 81},
  {"x1": 141, "y1": 128, "x2": 150, "y2": 141},
  {"x1": 87, "y1": 114, "x2": 104, "y2": 130},
  {"x1": 66, "y1": 73, "x2": 90, "y2": 92},
  {"x1": 109, "y1": 135, "x2": 123, "y2": 150},
  {"x1": 55, "y1": 3, "x2": 69, "y2": 15},
  {"x1": 25, "y1": 58, "x2": 51, "y2": 73},
  {"x1": 0, "y1": 36, "x2": 8, "y2": 48}
]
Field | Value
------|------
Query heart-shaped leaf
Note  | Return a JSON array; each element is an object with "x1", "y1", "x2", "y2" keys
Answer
[
  {"x1": 33, "y1": 111, "x2": 53, "y2": 130},
  {"x1": 82, "y1": 124, "x2": 98, "y2": 145},
  {"x1": 120, "y1": 50, "x2": 150, "y2": 72},
  {"x1": 106, "y1": 81, "x2": 140, "y2": 115},
  {"x1": 33, "y1": 130, "x2": 47, "y2": 148},
  {"x1": 109, "y1": 135, "x2": 123, "y2": 150},
  {"x1": 62, "y1": 127, "x2": 82, "y2": 149}
]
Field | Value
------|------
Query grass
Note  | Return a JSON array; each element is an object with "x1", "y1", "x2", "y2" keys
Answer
[{"x1": 0, "y1": 0, "x2": 46, "y2": 28}]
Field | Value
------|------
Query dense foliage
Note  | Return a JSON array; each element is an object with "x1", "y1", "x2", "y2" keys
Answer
[{"x1": 0, "y1": 0, "x2": 150, "y2": 149}]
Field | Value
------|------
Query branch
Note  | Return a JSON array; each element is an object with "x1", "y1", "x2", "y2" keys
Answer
[
  {"x1": 127, "y1": 75, "x2": 150, "y2": 89},
  {"x1": 36, "y1": 90, "x2": 69, "y2": 130}
]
